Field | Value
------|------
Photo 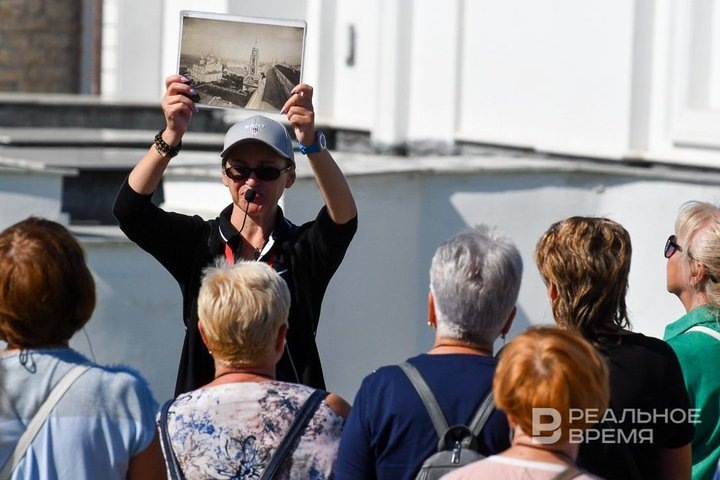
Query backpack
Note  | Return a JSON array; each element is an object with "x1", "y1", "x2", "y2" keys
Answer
[{"x1": 398, "y1": 362, "x2": 496, "y2": 480}]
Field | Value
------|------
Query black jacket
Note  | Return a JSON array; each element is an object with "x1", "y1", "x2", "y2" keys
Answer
[{"x1": 113, "y1": 179, "x2": 357, "y2": 395}]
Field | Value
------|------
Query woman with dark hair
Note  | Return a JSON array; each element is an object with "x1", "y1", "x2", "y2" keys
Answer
[
  {"x1": 0, "y1": 217, "x2": 164, "y2": 479},
  {"x1": 535, "y1": 217, "x2": 693, "y2": 480}
]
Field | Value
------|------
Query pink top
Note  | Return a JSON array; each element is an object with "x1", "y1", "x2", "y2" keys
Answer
[{"x1": 441, "y1": 455, "x2": 603, "y2": 480}]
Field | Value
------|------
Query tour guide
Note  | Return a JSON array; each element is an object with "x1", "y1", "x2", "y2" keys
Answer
[{"x1": 113, "y1": 75, "x2": 357, "y2": 395}]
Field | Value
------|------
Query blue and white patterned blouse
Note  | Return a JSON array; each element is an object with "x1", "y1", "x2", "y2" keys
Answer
[{"x1": 161, "y1": 381, "x2": 345, "y2": 479}]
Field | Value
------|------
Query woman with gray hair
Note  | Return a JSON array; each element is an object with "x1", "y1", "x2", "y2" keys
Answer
[
  {"x1": 335, "y1": 226, "x2": 522, "y2": 480},
  {"x1": 664, "y1": 201, "x2": 720, "y2": 480},
  {"x1": 159, "y1": 261, "x2": 350, "y2": 479}
]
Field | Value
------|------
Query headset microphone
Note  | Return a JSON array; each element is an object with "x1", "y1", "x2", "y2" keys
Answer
[{"x1": 238, "y1": 189, "x2": 256, "y2": 235}]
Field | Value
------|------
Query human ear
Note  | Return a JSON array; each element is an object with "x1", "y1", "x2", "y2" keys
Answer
[
  {"x1": 427, "y1": 291, "x2": 436, "y2": 328},
  {"x1": 501, "y1": 307, "x2": 516, "y2": 336},
  {"x1": 285, "y1": 170, "x2": 296, "y2": 189}
]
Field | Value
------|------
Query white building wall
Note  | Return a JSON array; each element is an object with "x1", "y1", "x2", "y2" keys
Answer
[
  {"x1": 101, "y1": 0, "x2": 720, "y2": 166},
  {"x1": 101, "y1": 0, "x2": 164, "y2": 100},
  {"x1": 73, "y1": 239, "x2": 184, "y2": 402},
  {"x1": 455, "y1": 1, "x2": 636, "y2": 158},
  {"x1": 327, "y1": 0, "x2": 380, "y2": 130},
  {"x1": 0, "y1": 169, "x2": 68, "y2": 226},
  {"x1": 406, "y1": 0, "x2": 461, "y2": 148}
]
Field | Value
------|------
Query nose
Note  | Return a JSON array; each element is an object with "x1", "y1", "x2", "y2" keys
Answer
[{"x1": 245, "y1": 173, "x2": 261, "y2": 187}]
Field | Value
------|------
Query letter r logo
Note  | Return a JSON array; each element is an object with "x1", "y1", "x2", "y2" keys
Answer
[{"x1": 532, "y1": 408, "x2": 562, "y2": 444}]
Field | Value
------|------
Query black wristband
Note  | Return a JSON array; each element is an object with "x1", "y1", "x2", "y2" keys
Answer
[{"x1": 154, "y1": 129, "x2": 182, "y2": 158}]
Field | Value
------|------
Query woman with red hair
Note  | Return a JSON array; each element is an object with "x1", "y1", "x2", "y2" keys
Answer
[{"x1": 445, "y1": 326, "x2": 608, "y2": 479}]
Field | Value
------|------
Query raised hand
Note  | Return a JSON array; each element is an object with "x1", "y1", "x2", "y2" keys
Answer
[
  {"x1": 161, "y1": 75, "x2": 198, "y2": 146},
  {"x1": 281, "y1": 84, "x2": 315, "y2": 146}
]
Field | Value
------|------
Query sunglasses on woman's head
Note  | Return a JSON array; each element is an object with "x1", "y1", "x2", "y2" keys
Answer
[
  {"x1": 664, "y1": 234, "x2": 683, "y2": 258},
  {"x1": 224, "y1": 164, "x2": 292, "y2": 182}
]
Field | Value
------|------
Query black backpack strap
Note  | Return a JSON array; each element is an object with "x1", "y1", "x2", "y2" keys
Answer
[
  {"x1": 159, "y1": 399, "x2": 186, "y2": 480},
  {"x1": 398, "y1": 362, "x2": 450, "y2": 438},
  {"x1": 260, "y1": 389, "x2": 329, "y2": 480}
]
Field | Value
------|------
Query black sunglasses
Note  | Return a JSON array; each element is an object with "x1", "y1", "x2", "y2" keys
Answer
[
  {"x1": 224, "y1": 164, "x2": 292, "y2": 182},
  {"x1": 664, "y1": 235, "x2": 683, "y2": 259}
]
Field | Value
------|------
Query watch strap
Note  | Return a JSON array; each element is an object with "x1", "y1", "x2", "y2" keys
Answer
[{"x1": 299, "y1": 131, "x2": 326, "y2": 155}]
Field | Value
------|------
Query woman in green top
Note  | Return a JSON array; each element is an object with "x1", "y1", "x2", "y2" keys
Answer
[{"x1": 664, "y1": 200, "x2": 720, "y2": 480}]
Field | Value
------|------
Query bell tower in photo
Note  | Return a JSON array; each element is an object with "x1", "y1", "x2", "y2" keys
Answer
[{"x1": 248, "y1": 39, "x2": 259, "y2": 76}]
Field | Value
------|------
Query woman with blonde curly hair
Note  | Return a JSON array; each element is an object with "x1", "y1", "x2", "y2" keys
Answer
[{"x1": 533, "y1": 216, "x2": 693, "y2": 480}]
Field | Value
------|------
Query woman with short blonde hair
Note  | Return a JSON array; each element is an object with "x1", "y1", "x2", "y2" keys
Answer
[
  {"x1": 197, "y1": 259, "x2": 290, "y2": 366},
  {"x1": 162, "y1": 261, "x2": 349, "y2": 479}
]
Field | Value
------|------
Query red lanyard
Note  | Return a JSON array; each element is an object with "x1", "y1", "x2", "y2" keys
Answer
[
  {"x1": 224, "y1": 242, "x2": 275, "y2": 267},
  {"x1": 224, "y1": 243, "x2": 234, "y2": 264}
]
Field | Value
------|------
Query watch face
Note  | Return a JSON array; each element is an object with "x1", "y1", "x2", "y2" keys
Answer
[{"x1": 318, "y1": 132, "x2": 327, "y2": 149}]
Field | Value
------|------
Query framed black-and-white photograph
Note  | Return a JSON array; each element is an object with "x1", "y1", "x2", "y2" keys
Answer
[{"x1": 177, "y1": 11, "x2": 306, "y2": 112}]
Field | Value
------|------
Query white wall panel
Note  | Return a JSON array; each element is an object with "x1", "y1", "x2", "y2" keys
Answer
[
  {"x1": 0, "y1": 175, "x2": 65, "y2": 227},
  {"x1": 457, "y1": 0, "x2": 636, "y2": 158},
  {"x1": 75, "y1": 240, "x2": 184, "y2": 403},
  {"x1": 111, "y1": 0, "x2": 164, "y2": 100},
  {"x1": 406, "y1": 0, "x2": 462, "y2": 146},
  {"x1": 329, "y1": 0, "x2": 379, "y2": 129}
]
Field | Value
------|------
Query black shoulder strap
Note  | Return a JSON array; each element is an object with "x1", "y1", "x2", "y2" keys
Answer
[
  {"x1": 260, "y1": 389, "x2": 329, "y2": 480},
  {"x1": 159, "y1": 399, "x2": 186, "y2": 480}
]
